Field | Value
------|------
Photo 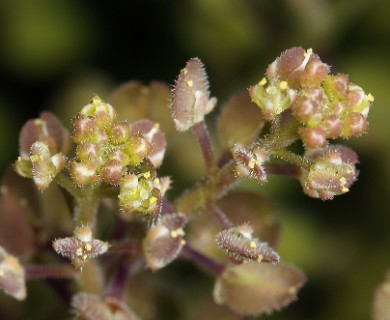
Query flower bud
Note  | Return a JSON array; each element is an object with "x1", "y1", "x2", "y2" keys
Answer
[
  {"x1": 215, "y1": 224, "x2": 279, "y2": 264},
  {"x1": 80, "y1": 96, "x2": 117, "y2": 129},
  {"x1": 299, "y1": 127, "x2": 327, "y2": 149},
  {"x1": 323, "y1": 74, "x2": 349, "y2": 102},
  {"x1": 72, "y1": 114, "x2": 98, "y2": 144},
  {"x1": 171, "y1": 58, "x2": 217, "y2": 131},
  {"x1": 0, "y1": 246, "x2": 26, "y2": 301},
  {"x1": 108, "y1": 121, "x2": 130, "y2": 145},
  {"x1": 300, "y1": 146, "x2": 358, "y2": 200},
  {"x1": 123, "y1": 135, "x2": 151, "y2": 166},
  {"x1": 69, "y1": 161, "x2": 100, "y2": 187},
  {"x1": 143, "y1": 213, "x2": 187, "y2": 271},
  {"x1": 129, "y1": 120, "x2": 166, "y2": 167},
  {"x1": 341, "y1": 112, "x2": 369, "y2": 138},
  {"x1": 100, "y1": 160, "x2": 124, "y2": 186},
  {"x1": 275, "y1": 47, "x2": 329, "y2": 88}
]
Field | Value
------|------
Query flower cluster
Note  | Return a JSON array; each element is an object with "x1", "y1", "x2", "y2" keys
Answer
[{"x1": 249, "y1": 47, "x2": 374, "y2": 148}]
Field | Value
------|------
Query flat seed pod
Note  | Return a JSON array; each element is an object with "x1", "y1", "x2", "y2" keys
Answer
[{"x1": 213, "y1": 262, "x2": 306, "y2": 316}]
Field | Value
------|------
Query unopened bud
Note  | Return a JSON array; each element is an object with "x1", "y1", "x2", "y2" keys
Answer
[
  {"x1": 72, "y1": 114, "x2": 97, "y2": 144},
  {"x1": 299, "y1": 127, "x2": 327, "y2": 149},
  {"x1": 341, "y1": 112, "x2": 369, "y2": 138},
  {"x1": 171, "y1": 58, "x2": 217, "y2": 131},
  {"x1": 109, "y1": 121, "x2": 130, "y2": 145},
  {"x1": 80, "y1": 96, "x2": 117, "y2": 128},
  {"x1": 69, "y1": 161, "x2": 100, "y2": 187},
  {"x1": 123, "y1": 135, "x2": 151, "y2": 166},
  {"x1": 101, "y1": 160, "x2": 124, "y2": 186}
]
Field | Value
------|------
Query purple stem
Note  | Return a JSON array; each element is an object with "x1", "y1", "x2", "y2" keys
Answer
[
  {"x1": 26, "y1": 265, "x2": 76, "y2": 280},
  {"x1": 264, "y1": 163, "x2": 301, "y2": 179},
  {"x1": 208, "y1": 204, "x2": 233, "y2": 230},
  {"x1": 192, "y1": 121, "x2": 217, "y2": 176},
  {"x1": 181, "y1": 245, "x2": 224, "y2": 277}
]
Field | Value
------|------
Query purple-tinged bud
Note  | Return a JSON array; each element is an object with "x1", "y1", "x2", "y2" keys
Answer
[
  {"x1": 171, "y1": 58, "x2": 217, "y2": 131},
  {"x1": 100, "y1": 160, "x2": 124, "y2": 186},
  {"x1": 299, "y1": 127, "x2": 327, "y2": 149},
  {"x1": 248, "y1": 78, "x2": 296, "y2": 121},
  {"x1": 129, "y1": 120, "x2": 167, "y2": 167},
  {"x1": 345, "y1": 83, "x2": 373, "y2": 117},
  {"x1": 275, "y1": 48, "x2": 329, "y2": 89},
  {"x1": 215, "y1": 224, "x2": 279, "y2": 264},
  {"x1": 107, "y1": 149, "x2": 130, "y2": 167},
  {"x1": 291, "y1": 95, "x2": 322, "y2": 127},
  {"x1": 341, "y1": 113, "x2": 369, "y2": 138},
  {"x1": 30, "y1": 141, "x2": 66, "y2": 190},
  {"x1": 0, "y1": 246, "x2": 26, "y2": 301},
  {"x1": 69, "y1": 161, "x2": 100, "y2": 187},
  {"x1": 19, "y1": 112, "x2": 71, "y2": 159},
  {"x1": 80, "y1": 96, "x2": 117, "y2": 129},
  {"x1": 300, "y1": 146, "x2": 358, "y2": 200},
  {"x1": 321, "y1": 115, "x2": 343, "y2": 138},
  {"x1": 123, "y1": 135, "x2": 151, "y2": 166},
  {"x1": 76, "y1": 143, "x2": 102, "y2": 163},
  {"x1": 118, "y1": 174, "x2": 157, "y2": 214},
  {"x1": 72, "y1": 114, "x2": 97, "y2": 144},
  {"x1": 231, "y1": 145, "x2": 268, "y2": 183},
  {"x1": 143, "y1": 213, "x2": 187, "y2": 271},
  {"x1": 108, "y1": 121, "x2": 130, "y2": 145},
  {"x1": 323, "y1": 74, "x2": 349, "y2": 102}
]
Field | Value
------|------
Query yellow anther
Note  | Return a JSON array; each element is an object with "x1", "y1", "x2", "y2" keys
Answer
[
  {"x1": 183, "y1": 68, "x2": 188, "y2": 75},
  {"x1": 176, "y1": 228, "x2": 185, "y2": 236},
  {"x1": 257, "y1": 254, "x2": 263, "y2": 262},
  {"x1": 91, "y1": 96, "x2": 102, "y2": 104},
  {"x1": 149, "y1": 196, "x2": 157, "y2": 205},
  {"x1": 259, "y1": 77, "x2": 267, "y2": 86},
  {"x1": 30, "y1": 155, "x2": 39, "y2": 162},
  {"x1": 248, "y1": 158, "x2": 256, "y2": 169},
  {"x1": 76, "y1": 247, "x2": 83, "y2": 256},
  {"x1": 0, "y1": 269, "x2": 4, "y2": 277},
  {"x1": 304, "y1": 48, "x2": 313, "y2": 57},
  {"x1": 181, "y1": 239, "x2": 186, "y2": 246},
  {"x1": 279, "y1": 81, "x2": 288, "y2": 90},
  {"x1": 187, "y1": 80, "x2": 193, "y2": 87},
  {"x1": 143, "y1": 171, "x2": 151, "y2": 179},
  {"x1": 82, "y1": 254, "x2": 87, "y2": 260},
  {"x1": 250, "y1": 241, "x2": 257, "y2": 249},
  {"x1": 85, "y1": 243, "x2": 92, "y2": 252},
  {"x1": 342, "y1": 186, "x2": 349, "y2": 193},
  {"x1": 367, "y1": 93, "x2": 374, "y2": 102},
  {"x1": 170, "y1": 230, "x2": 178, "y2": 238}
]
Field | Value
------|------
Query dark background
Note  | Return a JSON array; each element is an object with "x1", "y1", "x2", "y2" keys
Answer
[{"x1": 0, "y1": 0, "x2": 390, "y2": 319}]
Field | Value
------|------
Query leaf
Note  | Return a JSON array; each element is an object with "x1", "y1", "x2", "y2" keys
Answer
[
  {"x1": 373, "y1": 271, "x2": 390, "y2": 320},
  {"x1": 72, "y1": 293, "x2": 140, "y2": 320},
  {"x1": 0, "y1": 168, "x2": 37, "y2": 256},
  {"x1": 109, "y1": 81, "x2": 175, "y2": 138},
  {"x1": 213, "y1": 262, "x2": 306, "y2": 315},
  {"x1": 218, "y1": 91, "x2": 265, "y2": 148}
]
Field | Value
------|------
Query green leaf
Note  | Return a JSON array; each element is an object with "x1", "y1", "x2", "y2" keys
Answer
[
  {"x1": 218, "y1": 91, "x2": 265, "y2": 148},
  {"x1": 213, "y1": 262, "x2": 306, "y2": 315}
]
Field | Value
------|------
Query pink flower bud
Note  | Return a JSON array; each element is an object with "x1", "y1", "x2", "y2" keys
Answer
[
  {"x1": 108, "y1": 121, "x2": 130, "y2": 145},
  {"x1": 69, "y1": 161, "x2": 100, "y2": 187},
  {"x1": 100, "y1": 160, "x2": 124, "y2": 186},
  {"x1": 341, "y1": 113, "x2": 369, "y2": 138},
  {"x1": 323, "y1": 74, "x2": 349, "y2": 101},
  {"x1": 171, "y1": 58, "x2": 217, "y2": 131},
  {"x1": 299, "y1": 127, "x2": 327, "y2": 149},
  {"x1": 72, "y1": 114, "x2": 97, "y2": 144},
  {"x1": 321, "y1": 115, "x2": 343, "y2": 138}
]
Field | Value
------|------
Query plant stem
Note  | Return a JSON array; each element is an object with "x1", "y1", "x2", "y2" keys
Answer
[
  {"x1": 193, "y1": 121, "x2": 217, "y2": 176},
  {"x1": 180, "y1": 245, "x2": 224, "y2": 277},
  {"x1": 55, "y1": 173, "x2": 82, "y2": 198},
  {"x1": 107, "y1": 241, "x2": 142, "y2": 255},
  {"x1": 74, "y1": 186, "x2": 99, "y2": 228},
  {"x1": 173, "y1": 160, "x2": 238, "y2": 217},
  {"x1": 264, "y1": 163, "x2": 301, "y2": 179},
  {"x1": 26, "y1": 264, "x2": 76, "y2": 280},
  {"x1": 208, "y1": 205, "x2": 233, "y2": 229},
  {"x1": 270, "y1": 149, "x2": 311, "y2": 170}
]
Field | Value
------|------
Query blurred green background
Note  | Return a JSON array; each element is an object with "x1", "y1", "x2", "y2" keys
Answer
[{"x1": 0, "y1": 0, "x2": 390, "y2": 319}]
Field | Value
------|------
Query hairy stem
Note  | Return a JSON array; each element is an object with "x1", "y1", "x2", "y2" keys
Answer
[
  {"x1": 74, "y1": 186, "x2": 99, "y2": 228},
  {"x1": 270, "y1": 149, "x2": 311, "y2": 170},
  {"x1": 193, "y1": 121, "x2": 217, "y2": 176},
  {"x1": 55, "y1": 173, "x2": 82, "y2": 198}
]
